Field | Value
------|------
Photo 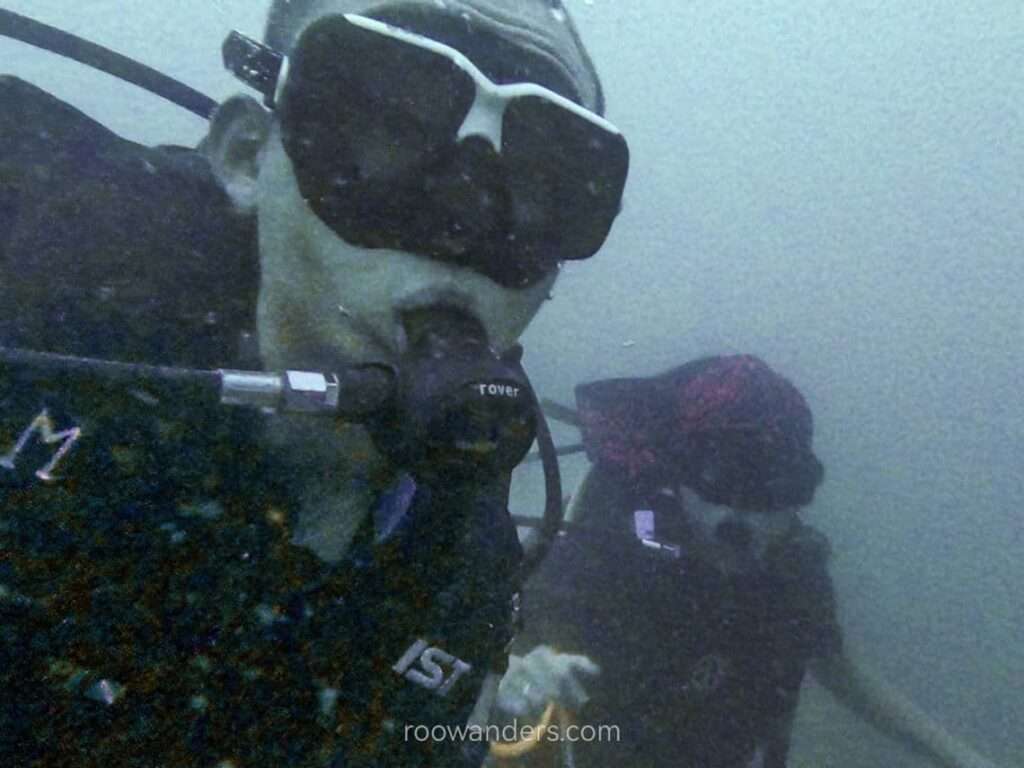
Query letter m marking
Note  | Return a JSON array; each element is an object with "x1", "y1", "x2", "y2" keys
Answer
[{"x1": 0, "y1": 409, "x2": 82, "y2": 482}]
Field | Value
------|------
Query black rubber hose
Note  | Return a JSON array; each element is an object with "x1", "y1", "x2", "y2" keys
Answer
[
  {"x1": 0, "y1": 8, "x2": 218, "y2": 119},
  {"x1": 0, "y1": 345, "x2": 222, "y2": 402},
  {"x1": 521, "y1": 442, "x2": 585, "y2": 464},
  {"x1": 516, "y1": 391, "x2": 564, "y2": 580}
]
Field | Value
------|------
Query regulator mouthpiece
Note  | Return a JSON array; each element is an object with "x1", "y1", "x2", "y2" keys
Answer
[{"x1": 368, "y1": 307, "x2": 537, "y2": 477}]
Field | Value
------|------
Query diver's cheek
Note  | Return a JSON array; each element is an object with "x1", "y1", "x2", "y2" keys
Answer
[{"x1": 255, "y1": 141, "x2": 396, "y2": 365}]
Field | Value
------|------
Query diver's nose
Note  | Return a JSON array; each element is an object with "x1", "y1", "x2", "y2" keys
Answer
[{"x1": 427, "y1": 136, "x2": 509, "y2": 253}]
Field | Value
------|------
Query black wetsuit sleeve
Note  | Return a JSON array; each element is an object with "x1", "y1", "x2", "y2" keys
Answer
[
  {"x1": 516, "y1": 533, "x2": 590, "y2": 652},
  {"x1": 0, "y1": 75, "x2": 258, "y2": 367},
  {"x1": 515, "y1": 468, "x2": 638, "y2": 654},
  {"x1": 0, "y1": 77, "x2": 26, "y2": 280},
  {"x1": 775, "y1": 523, "x2": 844, "y2": 660}
]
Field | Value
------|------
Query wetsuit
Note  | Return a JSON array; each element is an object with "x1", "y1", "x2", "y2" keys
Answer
[
  {"x1": 0, "y1": 76, "x2": 521, "y2": 767},
  {"x1": 521, "y1": 471, "x2": 841, "y2": 768}
]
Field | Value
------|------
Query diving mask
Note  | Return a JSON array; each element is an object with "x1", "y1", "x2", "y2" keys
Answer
[{"x1": 224, "y1": 13, "x2": 629, "y2": 288}]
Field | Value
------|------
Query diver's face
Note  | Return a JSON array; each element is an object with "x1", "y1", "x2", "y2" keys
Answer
[
  {"x1": 252, "y1": 9, "x2": 580, "y2": 371},
  {"x1": 678, "y1": 486, "x2": 798, "y2": 575},
  {"x1": 254, "y1": 127, "x2": 554, "y2": 371}
]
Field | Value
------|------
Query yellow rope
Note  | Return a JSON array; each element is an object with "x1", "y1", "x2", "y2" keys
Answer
[{"x1": 488, "y1": 702, "x2": 557, "y2": 759}]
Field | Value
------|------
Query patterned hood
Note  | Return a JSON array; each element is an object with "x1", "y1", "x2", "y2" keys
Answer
[{"x1": 266, "y1": 0, "x2": 605, "y2": 113}]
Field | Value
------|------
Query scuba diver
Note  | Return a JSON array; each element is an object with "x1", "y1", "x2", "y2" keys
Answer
[
  {"x1": 492, "y1": 355, "x2": 1007, "y2": 768},
  {"x1": 0, "y1": 1, "x2": 627, "y2": 766}
]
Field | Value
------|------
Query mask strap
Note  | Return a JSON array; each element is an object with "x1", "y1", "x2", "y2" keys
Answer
[{"x1": 222, "y1": 30, "x2": 285, "y2": 109}]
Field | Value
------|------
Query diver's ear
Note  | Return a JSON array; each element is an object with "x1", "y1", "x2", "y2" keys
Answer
[{"x1": 200, "y1": 94, "x2": 273, "y2": 212}]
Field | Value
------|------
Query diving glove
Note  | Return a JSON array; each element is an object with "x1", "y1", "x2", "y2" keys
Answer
[{"x1": 496, "y1": 645, "x2": 600, "y2": 718}]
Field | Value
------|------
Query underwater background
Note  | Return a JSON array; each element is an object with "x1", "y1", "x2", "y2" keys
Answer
[{"x1": 2, "y1": 1, "x2": 1021, "y2": 765}]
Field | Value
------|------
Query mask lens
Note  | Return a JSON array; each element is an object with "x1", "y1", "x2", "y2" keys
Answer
[
  {"x1": 504, "y1": 96, "x2": 629, "y2": 263},
  {"x1": 281, "y1": 16, "x2": 475, "y2": 233}
]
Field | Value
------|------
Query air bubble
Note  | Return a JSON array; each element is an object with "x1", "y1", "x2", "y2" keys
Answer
[
  {"x1": 319, "y1": 687, "x2": 339, "y2": 716},
  {"x1": 84, "y1": 679, "x2": 125, "y2": 706}
]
